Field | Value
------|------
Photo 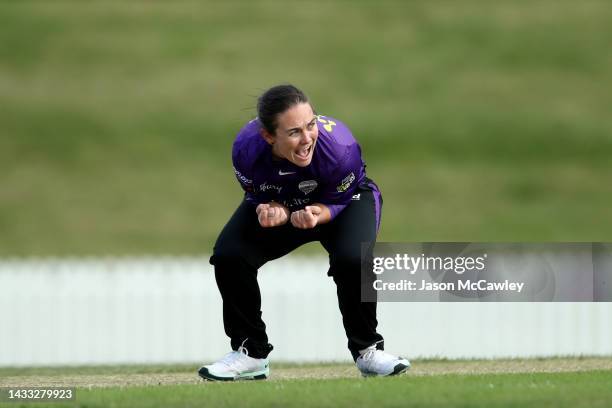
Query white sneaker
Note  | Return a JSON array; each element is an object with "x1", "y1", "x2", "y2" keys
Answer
[
  {"x1": 356, "y1": 345, "x2": 410, "y2": 377},
  {"x1": 198, "y1": 345, "x2": 269, "y2": 381}
]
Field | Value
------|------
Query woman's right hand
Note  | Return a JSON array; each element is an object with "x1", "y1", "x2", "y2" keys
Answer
[{"x1": 256, "y1": 202, "x2": 290, "y2": 228}]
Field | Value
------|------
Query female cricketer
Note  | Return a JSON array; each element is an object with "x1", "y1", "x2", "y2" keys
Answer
[{"x1": 198, "y1": 84, "x2": 409, "y2": 380}]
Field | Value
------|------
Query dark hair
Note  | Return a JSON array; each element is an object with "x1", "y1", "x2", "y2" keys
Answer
[{"x1": 257, "y1": 84, "x2": 310, "y2": 134}]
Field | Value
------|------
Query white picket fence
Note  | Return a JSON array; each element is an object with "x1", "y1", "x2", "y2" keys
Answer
[{"x1": 1, "y1": 257, "x2": 611, "y2": 367}]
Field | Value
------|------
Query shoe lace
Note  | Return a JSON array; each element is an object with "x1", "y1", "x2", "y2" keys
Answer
[
  {"x1": 360, "y1": 346, "x2": 396, "y2": 367},
  {"x1": 361, "y1": 347, "x2": 378, "y2": 362},
  {"x1": 219, "y1": 341, "x2": 250, "y2": 369},
  {"x1": 360, "y1": 340, "x2": 386, "y2": 361}
]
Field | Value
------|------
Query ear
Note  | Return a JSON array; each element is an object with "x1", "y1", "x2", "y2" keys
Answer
[{"x1": 260, "y1": 128, "x2": 275, "y2": 145}]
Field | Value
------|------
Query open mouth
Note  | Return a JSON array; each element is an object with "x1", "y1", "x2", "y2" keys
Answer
[{"x1": 294, "y1": 144, "x2": 313, "y2": 160}]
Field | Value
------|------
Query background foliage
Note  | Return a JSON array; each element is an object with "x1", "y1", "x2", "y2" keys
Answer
[{"x1": 1, "y1": 1, "x2": 611, "y2": 255}]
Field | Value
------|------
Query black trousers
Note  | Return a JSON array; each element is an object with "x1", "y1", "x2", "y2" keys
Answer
[{"x1": 210, "y1": 185, "x2": 384, "y2": 360}]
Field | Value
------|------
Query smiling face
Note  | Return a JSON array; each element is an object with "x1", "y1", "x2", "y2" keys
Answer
[{"x1": 260, "y1": 102, "x2": 319, "y2": 167}]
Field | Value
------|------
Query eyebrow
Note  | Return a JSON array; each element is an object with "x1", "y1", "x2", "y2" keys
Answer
[{"x1": 287, "y1": 117, "x2": 316, "y2": 133}]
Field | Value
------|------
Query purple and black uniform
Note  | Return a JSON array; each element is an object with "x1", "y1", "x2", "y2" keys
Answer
[
  {"x1": 211, "y1": 115, "x2": 385, "y2": 360},
  {"x1": 232, "y1": 115, "x2": 382, "y2": 229}
]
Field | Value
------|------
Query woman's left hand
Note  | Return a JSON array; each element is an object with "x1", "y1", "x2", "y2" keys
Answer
[{"x1": 290, "y1": 205, "x2": 322, "y2": 229}]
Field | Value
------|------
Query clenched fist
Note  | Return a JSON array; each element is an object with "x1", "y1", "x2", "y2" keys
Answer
[
  {"x1": 256, "y1": 202, "x2": 290, "y2": 228},
  {"x1": 290, "y1": 205, "x2": 323, "y2": 229}
]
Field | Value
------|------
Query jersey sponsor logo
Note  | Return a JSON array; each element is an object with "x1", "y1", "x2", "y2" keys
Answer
[
  {"x1": 258, "y1": 182, "x2": 282, "y2": 194},
  {"x1": 336, "y1": 172, "x2": 355, "y2": 192},
  {"x1": 278, "y1": 170, "x2": 296, "y2": 176},
  {"x1": 234, "y1": 167, "x2": 252, "y2": 185},
  {"x1": 351, "y1": 193, "x2": 361, "y2": 200},
  {"x1": 282, "y1": 197, "x2": 311, "y2": 208},
  {"x1": 298, "y1": 180, "x2": 318, "y2": 195}
]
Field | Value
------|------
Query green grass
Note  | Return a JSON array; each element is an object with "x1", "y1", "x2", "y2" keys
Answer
[
  {"x1": 1, "y1": 359, "x2": 610, "y2": 407},
  {"x1": 0, "y1": 364, "x2": 195, "y2": 378},
  {"x1": 1, "y1": 1, "x2": 612, "y2": 255},
  {"x1": 0, "y1": 362, "x2": 348, "y2": 377},
  {"x1": 2, "y1": 371, "x2": 612, "y2": 408}
]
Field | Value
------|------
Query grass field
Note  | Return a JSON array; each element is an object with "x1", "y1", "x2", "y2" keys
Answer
[
  {"x1": 1, "y1": 359, "x2": 611, "y2": 407},
  {"x1": 1, "y1": 1, "x2": 612, "y2": 255}
]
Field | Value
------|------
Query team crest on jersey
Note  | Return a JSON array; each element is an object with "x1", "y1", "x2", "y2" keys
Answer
[
  {"x1": 336, "y1": 172, "x2": 355, "y2": 192},
  {"x1": 298, "y1": 180, "x2": 318, "y2": 195}
]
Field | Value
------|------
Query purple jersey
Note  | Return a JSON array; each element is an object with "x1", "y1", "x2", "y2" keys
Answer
[{"x1": 232, "y1": 115, "x2": 377, "y2": 220}]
